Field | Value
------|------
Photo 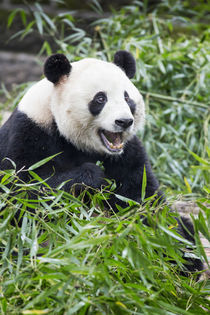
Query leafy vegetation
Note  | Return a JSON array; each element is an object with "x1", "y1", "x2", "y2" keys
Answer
[
  {"x1": 4, "y1": 0, "x2": 210, "y2": 194},
  {"x1": 0, "y1": 0, "x2": 209, "y2": 314},
  {"x1": 0, "y1": 165, "x2": 209, "y2": 314}
]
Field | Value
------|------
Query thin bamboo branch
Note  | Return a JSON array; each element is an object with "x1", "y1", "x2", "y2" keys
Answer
[{"x1": 141, "y1": 91, "x2": 209, "y2": 108}]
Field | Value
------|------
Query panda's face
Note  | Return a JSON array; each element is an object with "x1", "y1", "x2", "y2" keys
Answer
[{"x1": 50, "y1": 58, "x2": 145, "y2": 155}]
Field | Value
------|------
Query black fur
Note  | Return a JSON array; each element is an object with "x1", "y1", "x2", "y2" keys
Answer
[
  {"x1": 44, "y1": 54, "x2": 71, "y2": 84},
  {"x1": 0, "y1": 110, "x2": 159, "y2": 201},
  {"x1": 114, "y1": 50, "x2": 136, "y2": 79}
]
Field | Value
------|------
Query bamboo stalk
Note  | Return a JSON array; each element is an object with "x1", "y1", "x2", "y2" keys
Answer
[{"x1": 141, "y1": 91, "x2": 209, "y2": 108}]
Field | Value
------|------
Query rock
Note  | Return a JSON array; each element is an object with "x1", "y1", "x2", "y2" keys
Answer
[{"x1": 0, "y1": 51, "x2": 42, "y2": 90}]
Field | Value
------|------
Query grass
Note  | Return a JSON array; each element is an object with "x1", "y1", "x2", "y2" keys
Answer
[{"x1": 0, "y1": 0, "x2": 210, "y2": 314}]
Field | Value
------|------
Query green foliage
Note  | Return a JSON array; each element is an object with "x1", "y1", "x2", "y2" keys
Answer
[
  {"x1": 92, "y1": 3, "x2": 210, "y2": 194},
  {"x1": 4, "y1": 0, "x2": 210, "y2": 194},
  {"x1": 189, "y1": 146, "x2": 210, "y2": 193},
  {"x1": 0, "y1": 168, "x2": 209, "y2": 315},
  {"x1": 0, "y1": 82, "x2": 35, "y2": 113},
  {"x1": 0, "y1": 1, "x2": 210, "y2": 314}
]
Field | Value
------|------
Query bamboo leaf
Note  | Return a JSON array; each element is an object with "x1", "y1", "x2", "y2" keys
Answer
[
  {"x1": 28, "y1": 153, "x2": 62, "y2": 171},
  {"x1": 34, "y1": 12, "x2": 43, "y2": 35},
  {"x1": 189, "y1": 150, "x2": 210, "y2": 165},
  {"x1": 141, "y1": 165, "x2": 147, "y2": 201},
  {"x1": 40, "y1": 12, "x2": 56, "y2": 31}
]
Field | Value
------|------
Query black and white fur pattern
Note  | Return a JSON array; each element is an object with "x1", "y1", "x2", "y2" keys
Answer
[
  {"x1": 0, "y1": 51, "x2": 203, "y2": 275},
  {"x1": 19, "y1": 54, "x2": 145, "y2": 155}
]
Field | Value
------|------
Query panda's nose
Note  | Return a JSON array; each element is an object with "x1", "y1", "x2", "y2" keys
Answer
[{"x1": 115, "y1": 118, "x2": 133, "y2": 129}]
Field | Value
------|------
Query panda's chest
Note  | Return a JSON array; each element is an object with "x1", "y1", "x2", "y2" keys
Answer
[
  {"x1": 58, "y1": 142, "x2": 99, "y2": 169},
  {"x1": 104, "y1": 158, "x2": 125, "y2": 180},
  {"x1": 57, "y1": 136, "x2": 126, "y2": 181}
]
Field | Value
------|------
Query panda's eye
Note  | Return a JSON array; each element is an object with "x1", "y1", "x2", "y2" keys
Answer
[
  {"x1": 124, "y1": 91, "x2": 130, "y2": 102},
  {"x1": 89, "y1": 92, "x2": 107, "y2": 116},
  {"x1": 124, "y1": 90, "x2": 136, "y2": 115},
  {"x1": 95, "y1": 92, "x2": 107, "y2": 104}
]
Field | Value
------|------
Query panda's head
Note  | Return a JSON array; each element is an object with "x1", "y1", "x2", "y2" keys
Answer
[{"x1": 38, "y1": 51, "x2": 145, "y2": 155}]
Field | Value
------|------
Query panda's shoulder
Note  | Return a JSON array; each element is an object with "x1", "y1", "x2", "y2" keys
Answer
[
  {"x1": 18, "y1": 78, "x2": 53, "y2": 127},
  {"x1": 1, "y1": 108, "x2": 43, "y2": 133},
  {"x1": 0, "y1": 108, "x2": 55, "y2": 152},
  {"x1": 0, "y1": 108, "x2": 25, "y2": 135}
]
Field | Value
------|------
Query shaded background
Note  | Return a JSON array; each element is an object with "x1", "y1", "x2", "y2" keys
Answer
[
  {"x1": 0, "y1": 0, "x2": 208, "y2": 89},
  {"x1": 0, "y1": 0, "x2": 133, "y2": 89}
]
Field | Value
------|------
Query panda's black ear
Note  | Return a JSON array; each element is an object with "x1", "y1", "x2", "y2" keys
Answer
[
  {"x1": 44, "y1": 54, "x2": 71, "y2": 84},
  {"x1": 113, "y1": 50, "x2": 136, "y2": 79}
]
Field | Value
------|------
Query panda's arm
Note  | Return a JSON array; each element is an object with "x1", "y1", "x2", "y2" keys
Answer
[{"x1": 45, "y1": 162, "x2": 105, "y2": 194}]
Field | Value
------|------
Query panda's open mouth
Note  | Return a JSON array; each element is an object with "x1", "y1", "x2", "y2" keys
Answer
[{"x1": 99, "y1": 129, "x2": 124, "y2": 153}]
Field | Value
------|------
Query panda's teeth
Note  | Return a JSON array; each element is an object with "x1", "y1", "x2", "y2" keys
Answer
[
  {"x1": 99, "y1": 129, "x2": 124, "y2": 152},
  {"x1": 110, "y1": 142, "x2": 124, "y2": 150}
]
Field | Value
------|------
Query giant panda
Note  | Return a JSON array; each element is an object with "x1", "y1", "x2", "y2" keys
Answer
[{"x1": 0, "y1": 51, "x2": 203, "y2": 275}]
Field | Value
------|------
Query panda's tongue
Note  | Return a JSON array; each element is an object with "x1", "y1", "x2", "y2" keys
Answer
[{"x1": 101, "y1": 130, "x2": 123, "y2": 152}]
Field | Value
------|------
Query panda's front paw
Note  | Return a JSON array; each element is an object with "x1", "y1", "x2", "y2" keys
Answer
[{"x1": 80, "y1": 162, "x2": 105, "y2": 189}]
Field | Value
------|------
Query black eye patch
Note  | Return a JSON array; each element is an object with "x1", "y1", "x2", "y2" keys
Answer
[
  {"x1": 124, "y1": 91, "x2": 136, "y2": 115},
  {"x1": 89, "y1": 91, "x2": 107, "y2": 116}
]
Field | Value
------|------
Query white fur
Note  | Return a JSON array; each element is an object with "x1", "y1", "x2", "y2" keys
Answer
[
  {"x1": 18, "y1": 78, "x2": 54, "y2": 127},
  {"x1": 19, "y1": 58, "x2": 145, "y2": 154}
]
